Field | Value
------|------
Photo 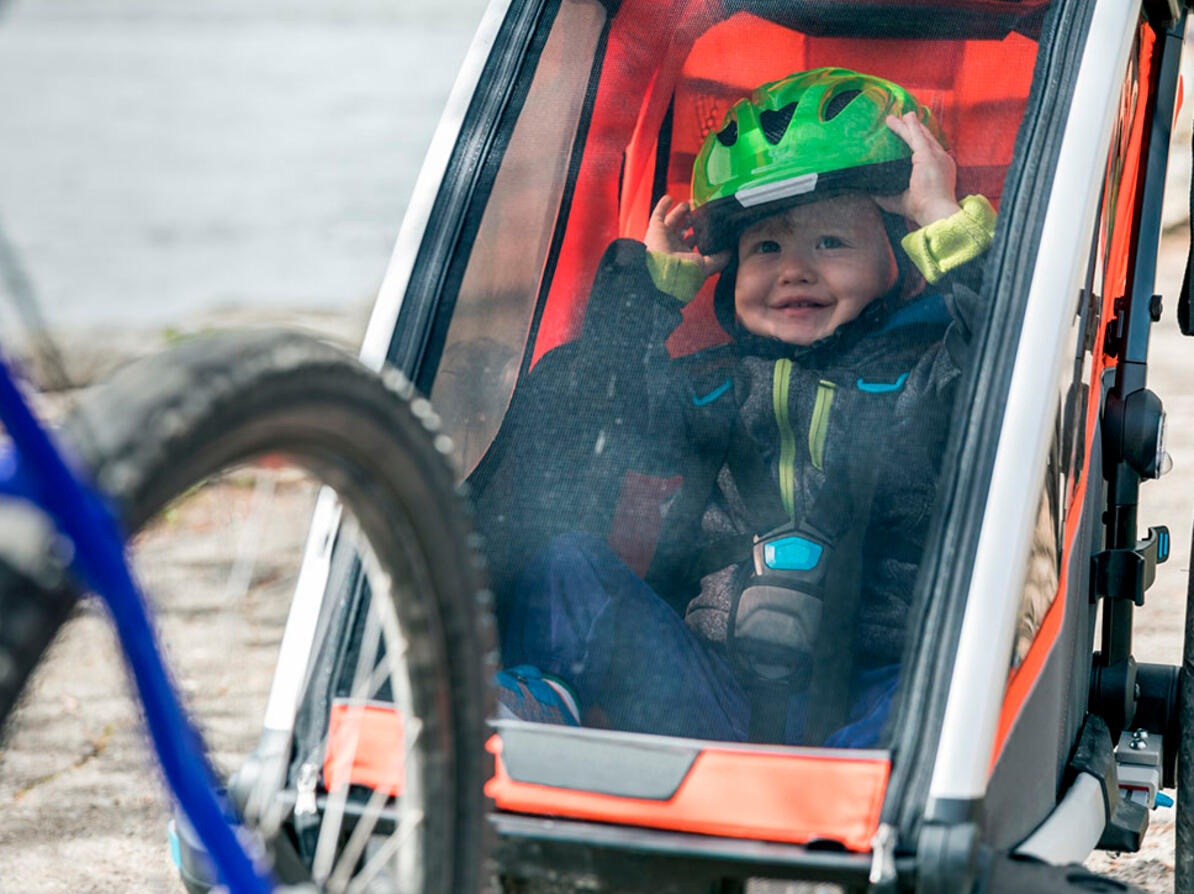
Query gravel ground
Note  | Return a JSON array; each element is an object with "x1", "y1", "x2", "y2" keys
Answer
[
  {"x1": 0, "y1": 240, "x2": 1192, "y2": 892},
  {"x1": 0, "y1": 470, "x2": 321, "y2": 893}
]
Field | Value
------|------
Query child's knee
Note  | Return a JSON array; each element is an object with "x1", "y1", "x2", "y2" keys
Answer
[
  {"x1": 524, "y1": 531, "x2": 626, "y2": 588},
  {"x1": 545, "y1": 531, "x2": 609, "y2": 563}
]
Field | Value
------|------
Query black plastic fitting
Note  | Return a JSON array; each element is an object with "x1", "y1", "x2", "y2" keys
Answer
[
  {"x1": 1090, "y1": 654, "x2": 1138, "y2": 738},
  {"x1": 1134, "y1": 662, "x2": 1181, "y2": 789},
  {"x1": 1103, "y1": 388, "x2": 1166, "y2": 479}
]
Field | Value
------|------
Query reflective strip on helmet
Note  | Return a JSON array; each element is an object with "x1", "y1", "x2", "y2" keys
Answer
[{"x1": 736, "y1": 172, "x2": 818, "y2": 208}]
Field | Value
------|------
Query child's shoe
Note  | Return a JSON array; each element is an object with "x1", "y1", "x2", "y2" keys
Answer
[{"x1": 495, "y1": 665, "x2": 581, "y2": 726}]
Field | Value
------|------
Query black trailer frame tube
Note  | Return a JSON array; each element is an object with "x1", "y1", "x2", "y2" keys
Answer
[{"x1": 1097, "y1": 12, "x2": 1185, "y2": 681}]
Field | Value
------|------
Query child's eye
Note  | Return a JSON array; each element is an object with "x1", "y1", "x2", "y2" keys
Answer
[
  {"x1": 816, "y1": 235, "x2": 847, "y2": 249},
  {"x1": 753, "y1": 240, "x2": 781, "y2": 254}
]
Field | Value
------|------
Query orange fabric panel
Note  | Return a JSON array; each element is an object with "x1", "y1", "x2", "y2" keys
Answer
[
  {"x1": 535, "y1": 4, "x2": 1041, "y2": 366},
  {"x1": 1102, "y1": 26, "x2": 1155, "y2": 326},
  {"x1": 664, "y1": 277, "x2": 732, "y2": 356},
  {"x1": 584, "y1": 10, "x2": 1040, "y2": 361},
  {"x1": 485, "y1": 734, "x2": 890, "y2": 852},
  {"x1": 950, "y1": 33, "x2": 1040, "y2": 199},
  {"x1": 990, "y1": 24, "x2": 1154, "y2": 771},
  {"x1": 532, "y1": 0, "x2": 722, "y2": 365},
  {"x1": 322, "y1": 700, "x2": 406, "y2": 797},
  {"x1": 658, "y1": 14, "x2": 1039, "y2": 218}
]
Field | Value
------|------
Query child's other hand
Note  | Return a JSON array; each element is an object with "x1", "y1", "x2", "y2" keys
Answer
[
  {"x1": 644, "y1": 196, "x2": 731, "y2": 277},
  {"x1": 875, "y1": 112, "x2": 961, "y2": 228}
]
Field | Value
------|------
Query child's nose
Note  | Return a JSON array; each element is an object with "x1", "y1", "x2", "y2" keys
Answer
[{"x1": 778, "y1": 251, "x2": 816, "y2": 283}]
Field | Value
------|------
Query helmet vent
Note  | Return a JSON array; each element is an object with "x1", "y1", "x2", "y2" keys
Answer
[
  {"x1": 715, "y1": 120, "x2": 738, "y2": 147},
  {"x1": 759, "y1": 102, "x2": 797, "y2": 144},
  {"x1": 824, "y1": 89, "x2": 861, "y2": 121}
]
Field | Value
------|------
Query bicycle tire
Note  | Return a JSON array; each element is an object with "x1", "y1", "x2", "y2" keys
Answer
[
  {"x1": 0, "y1": 502, "x2": 79, "y2": 725},
  {"x1": 0, "y1": 329, "x2": 494, "y2": 893}
]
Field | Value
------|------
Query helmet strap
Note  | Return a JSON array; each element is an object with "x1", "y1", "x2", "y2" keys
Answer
[{"x1": 879, "y1": 210, "x2": 925, "y2": 302}]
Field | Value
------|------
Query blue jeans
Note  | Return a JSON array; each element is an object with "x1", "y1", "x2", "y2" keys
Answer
[{"x1": 498, "y1": 532, "x2": 897, "y2": 747}]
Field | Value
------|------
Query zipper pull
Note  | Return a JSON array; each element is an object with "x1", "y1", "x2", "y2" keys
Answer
[
  {"x1": 294, "y1": 762, "x2": 319, "y2": 816},
  {"x1": 869, "y1": 822, "x2": 898, "y2": 891}
]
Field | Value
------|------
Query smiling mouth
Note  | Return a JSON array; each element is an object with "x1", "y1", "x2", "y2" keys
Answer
[{"x1": 773, "y1": 299, "x2": 829, "y2": 311}]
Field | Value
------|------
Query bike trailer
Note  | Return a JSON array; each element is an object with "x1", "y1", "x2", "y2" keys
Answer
[{"x1": 290, "y1": 0, "x2": 1194, "y2": 890}]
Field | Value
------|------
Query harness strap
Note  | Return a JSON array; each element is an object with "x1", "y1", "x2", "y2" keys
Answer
[
  {"x1": 748, "y1": 681, "x2": 792, "y2": 743},
  {"x1": 690, "y1": 532, "x2": 756, "y2": 581},
  {"x1": 645, "y1": 365, "x2": 737, "y2": 605},
  {"x1": 801, "y1": 440, "x2": 885, "y2": 745},
  {"x1": 724, "y1": 417, "x2": 789, "y2": 530}
]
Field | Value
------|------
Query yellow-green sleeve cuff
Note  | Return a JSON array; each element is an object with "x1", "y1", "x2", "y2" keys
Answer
[
  {"x1": 645, "y1": 250, "x2": 706, "y2": 304},
  {"x1": 901, "y1": 195, "x2": 997, "y2": 284}
]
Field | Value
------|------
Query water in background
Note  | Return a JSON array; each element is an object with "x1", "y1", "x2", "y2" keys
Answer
[{"x1": 0, "y1": 0, "x2": 488, "y2": 357}]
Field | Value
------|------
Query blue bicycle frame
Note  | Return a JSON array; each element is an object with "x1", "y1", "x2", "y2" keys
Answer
[{"x1": 0, "y1": 348, "x2": 275, "y2": 894}]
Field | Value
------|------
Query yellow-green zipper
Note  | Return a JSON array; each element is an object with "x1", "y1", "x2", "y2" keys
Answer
[
  {"x1": 809, "y1": 379, "x2": 836, "y2": 472},
  {"x1": 772, "y1": 359, "x2": 797, "y2": 518}
]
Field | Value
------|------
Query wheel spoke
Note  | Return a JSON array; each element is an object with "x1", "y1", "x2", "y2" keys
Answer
[
  {"x1": 325, "y1": 716, "x2": 422, "y2": 892},
  {"x1": 311, "y1": 603, "x2": 385, "y2": 884},
  {"x1": 343, "y1": 807, "x2": 425, "y2": 894},
  {"x1": 221, "y1": 472, "x2": 277, "y2": 603}
]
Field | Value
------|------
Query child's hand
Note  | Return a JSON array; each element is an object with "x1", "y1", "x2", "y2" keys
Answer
[
  {"x1": 874, "y1": 112, "x2": 961, "y2": 228},
  {"x1": 644, "y1": 196, "x2": 731, "y2": 277}
]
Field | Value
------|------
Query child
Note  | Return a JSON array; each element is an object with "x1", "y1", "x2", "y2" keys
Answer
[{"x1": 492, "y1": 68, "x2": 995, "y2": 746}]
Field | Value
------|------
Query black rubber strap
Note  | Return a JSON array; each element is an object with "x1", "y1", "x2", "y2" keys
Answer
[
  {"x1": 724, "y1": 419, "x2": 790, "y2": 529},
  {"x1": 680, "y1": 417, "x2": 787, "y2": 586},
  {"x1": 801, "y1": 455, "x2": 882, "y2": 746},
  {"x1": 801, "y1": 391, "x2": 896, "y2": 746},
  {"x1": 690, "y1": 532, "x2": 756, "y2": 581},
  {"x1": 748, "y1": 680, "x2": 792, "y2": 744}
]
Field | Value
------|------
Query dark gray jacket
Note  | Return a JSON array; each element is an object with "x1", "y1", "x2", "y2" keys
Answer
[{"x1": 573, "y1": 239, "x2": 985, "y2": 667}]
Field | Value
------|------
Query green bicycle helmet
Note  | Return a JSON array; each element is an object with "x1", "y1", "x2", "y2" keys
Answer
[{"x1": 691, "y1": 67, "x2": 943, "y2": 254}]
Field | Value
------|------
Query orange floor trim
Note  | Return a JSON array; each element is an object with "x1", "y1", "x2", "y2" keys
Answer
[
  {"x1": 322, "y1": 700, "x2": 405, "y2": 798},
  {"x1": 485, "y1": 734, "x2": 890, "y2": 852}
]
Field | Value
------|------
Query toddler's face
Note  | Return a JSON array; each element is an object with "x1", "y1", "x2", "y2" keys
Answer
[{"x1": 734, "y1": 195, "x2": 898, "y2": 346}]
